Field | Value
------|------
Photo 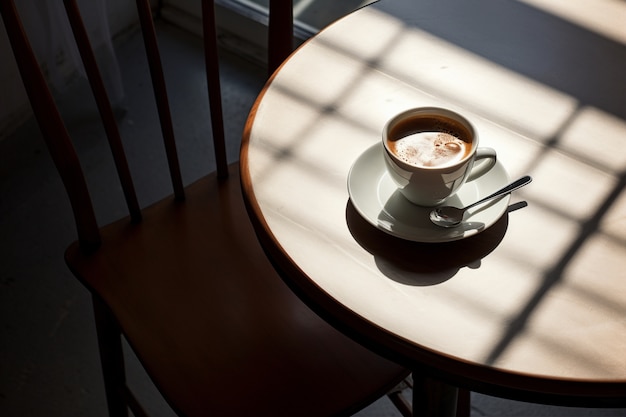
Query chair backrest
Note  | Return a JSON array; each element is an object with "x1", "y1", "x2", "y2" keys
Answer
[
  {"x1": 269, "y1": 0, "x2": 294, "y2": 72},
  {"x1": 0, "y1": 0, "x2": 293, "y2": 250}
]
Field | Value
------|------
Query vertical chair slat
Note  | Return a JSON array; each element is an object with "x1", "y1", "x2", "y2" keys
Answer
[
  {"x1": 63, "y1": 0, "x2": 142, "y2": 223},
  {"x1": 135, "y1": 0, "x2": 185, "y2": 200},
  {"x1": 202, "y1": 0, "x2": 228, "y2": 179},
  {"x1": 268, "y1": 0, "x2": 293, "y2": 74},
  {"x1": 0, "y1": 0, "x2": 101, "y2": 249}
]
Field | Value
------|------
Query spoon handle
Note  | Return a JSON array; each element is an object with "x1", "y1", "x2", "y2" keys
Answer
[{"x1": 465, "y1": 175, "x2": 532, "y2": 210}]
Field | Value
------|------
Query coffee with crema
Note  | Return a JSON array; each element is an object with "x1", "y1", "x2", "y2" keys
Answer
[{"x1": 387, "y1": 115, "x2": 473, "y2": 168}]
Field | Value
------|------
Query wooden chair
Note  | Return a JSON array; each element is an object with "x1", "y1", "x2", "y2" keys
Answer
[{"x1": 0, "y1": 0, "x2": 411, "y2": 415}]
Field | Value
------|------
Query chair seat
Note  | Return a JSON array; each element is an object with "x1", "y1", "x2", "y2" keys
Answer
[{"x1": 65, "y1": 163, "x2": 408, "y2": 416}]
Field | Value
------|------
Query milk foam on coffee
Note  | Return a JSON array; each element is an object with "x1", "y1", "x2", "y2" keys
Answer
[{"x1": 392, "y1": 131, "x2": 469, "y2": 168}]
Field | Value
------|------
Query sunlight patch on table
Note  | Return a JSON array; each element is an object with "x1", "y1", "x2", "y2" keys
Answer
[
  {"x1": 526, "y1": 149, "x2": 617, "y2": 221},
  {"x1": 272, "y1": 39, "x2": 370, "y2": 109},
  {"x1": 312, "y1": 7, "x2": 579, "y2": 142},
  {"x1": 494, "y1": 233, "x2": 626, "y2": 377},
  {"x1": 453, "y1": 256, "x2": 543, "y2": 315},
  {"x1": 470, "y1": 120, "x2": 543, "y2": 177},
  {"x1": 565, "y1": 232, "x2": 626, "y2": 316},
  {"x1": 517, "y1": 0, "x2": 626, "y2": 45},
  {"x1": 559, "y1": 106, "x2": 626, "y2": 173},
  {"x1": 496, "y1": 319, "x2": 626, "y2": 378},
  {"x1": 254, "y1": 88, "x2": 321, "y2": 145},
  {"x1": 294, "y1": 112, "x2": 377, "y2": 176},
  {"x1": 438, "y1": 255, "x2": 544, "y2": 352},
  {"x1": 375, "y1": 22, "x2": 577, "y2": 141},
  {"x1": 503, "y1": 204, "x2": 579, "y2": 271},
  {"x1": 501, "y1": 276, "x2": 626, "y2": 378},
  {"x1": 315, "y1": 7, "x2": 406, "y2": 64},
  {"x1": 600, "y1": 187, "x2": 626, "y2": 242},
  {"x1": 328, "y1": 64, "x2": 446, "y2": 136}
]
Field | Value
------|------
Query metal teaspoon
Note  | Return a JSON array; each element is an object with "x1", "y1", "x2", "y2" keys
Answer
[{"x1": 429, "y1": 175, "x2": 532, "y2": 227}]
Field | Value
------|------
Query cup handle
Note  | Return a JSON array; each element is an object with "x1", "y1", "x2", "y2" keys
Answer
[{"x1": 467, "y1": 147, "x2": 497, "y2": 182}]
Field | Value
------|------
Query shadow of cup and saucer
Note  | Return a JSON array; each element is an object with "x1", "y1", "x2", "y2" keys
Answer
[{"x1": 346, "y1": 192, "x2": 526, "y2": 286}]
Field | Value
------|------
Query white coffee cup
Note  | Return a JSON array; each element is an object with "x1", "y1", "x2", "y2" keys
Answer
[{"x1": 382, "y1": 107, "x2": 497, "y2": 206}]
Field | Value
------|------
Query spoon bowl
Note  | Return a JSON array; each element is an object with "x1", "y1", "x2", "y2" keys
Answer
[{"x1": 430, "y1": 175, "x2": 532, "y2": 227}]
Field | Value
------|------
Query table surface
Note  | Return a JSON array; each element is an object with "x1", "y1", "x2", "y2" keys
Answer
[{"x1": 241, "y1": 0, "x2": 626, "y2": 404}]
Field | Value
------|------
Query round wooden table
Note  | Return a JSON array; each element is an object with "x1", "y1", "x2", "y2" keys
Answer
[{"x1": 241, "y1": 1, "x2": 626, "y2": 415}]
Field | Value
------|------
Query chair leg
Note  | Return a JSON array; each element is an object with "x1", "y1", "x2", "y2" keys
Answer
[
  {"x1": 92, "y1": 295, "x2": 128, "y2": 417},
  {"x1": 456, "y1": 388, "x2": 471, "y2": 417},
  {"x1": 412, "y1": 375, "x2": 463, "y2": 417}
]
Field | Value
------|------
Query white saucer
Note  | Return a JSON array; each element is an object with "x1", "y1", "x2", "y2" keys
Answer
[{"x1": 347, "y1": 143, "x2": 511, "y2": 243}]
